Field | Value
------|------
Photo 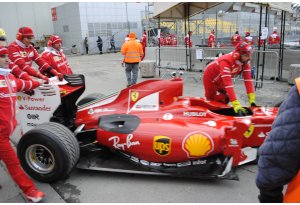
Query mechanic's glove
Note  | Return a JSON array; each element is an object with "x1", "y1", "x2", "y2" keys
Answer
[
  {"x1": 248, "y1": 93, "x2": 256, "y2": 107},
  {"x1": 232, "y1": 100, "x2": 247, "y2": 115},
  {"x1": 24, "y1": 90, "x2": 34, "y2": 96}
]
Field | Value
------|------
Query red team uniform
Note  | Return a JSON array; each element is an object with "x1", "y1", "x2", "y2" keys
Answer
[
  {"x1": 203, "y1": 42, "x2": 254, "y2": 105},
  {"x1": 41, "y1": 35, "x2": 73, "y2": 75}
]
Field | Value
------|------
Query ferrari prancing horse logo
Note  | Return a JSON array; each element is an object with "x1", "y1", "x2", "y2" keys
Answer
[{"x1": 131, "y1": 91, "x2": 139, "y2": 102}]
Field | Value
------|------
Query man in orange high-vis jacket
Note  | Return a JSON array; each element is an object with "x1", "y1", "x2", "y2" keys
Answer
[
  {"x1": 256, "y1": 77, "x2": 300, "y2": 203},
  {"x1": 121, "y1": 32, "x2": 143, "y2": 87}
]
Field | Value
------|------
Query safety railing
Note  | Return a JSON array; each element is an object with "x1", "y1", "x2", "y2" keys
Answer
[
  {"x1": 250, "y1": 50, "x2": 279, "y2": 89},
  {"x1": 155, "y1": 46, "x2": 281, "y2": 88}
]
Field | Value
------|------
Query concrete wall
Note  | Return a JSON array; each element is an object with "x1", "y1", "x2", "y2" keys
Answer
[
  {"x1": 0, "y1": 2, "x2": 63, "y2": 43},
  {"x1": 53, "y1": 3, "x2": 83, "y2": 53}
]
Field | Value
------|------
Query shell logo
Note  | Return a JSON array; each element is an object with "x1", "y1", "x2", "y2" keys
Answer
[
  {"x1": 182, "y1": 132, "x2": 214, "y2": 158},
  {"x1": 131, "y1": 91, "x2": 139, "y2": 102},
  {"x1": 17, "y1": 96, "x2": 22, "y2": 101}
]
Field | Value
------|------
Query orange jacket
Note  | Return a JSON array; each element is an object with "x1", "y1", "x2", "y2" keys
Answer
[
  {"x1": 121, "y1": 37, "x2": 143, "y2": 64},
  {"x1": 284, "y1": 170, "x2": 300, "y2": 202}
]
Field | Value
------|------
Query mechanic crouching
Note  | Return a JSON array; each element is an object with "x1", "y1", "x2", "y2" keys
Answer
[
  {"x1": 0, "y1": 46, "x2": 45, "y2": 202},
  {"x1": 256, "y1": 78, "x2": 300, "y2": 203},
  {"x1": 41, "y1": 35, "x2": 73, "y2": 75},
  {"x1": 202, "y1": 42, "x2": 256, "y2": 115}
]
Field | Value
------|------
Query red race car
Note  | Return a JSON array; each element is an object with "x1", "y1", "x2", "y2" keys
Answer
[{"x1": 17, "y1": 75, "x2": 278, "y2": 182}]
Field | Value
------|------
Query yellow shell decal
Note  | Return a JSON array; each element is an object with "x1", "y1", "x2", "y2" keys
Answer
[
  {"x1": 153, "y1": 136, "x2": 171, "y2": 156},
  {"x1": 183, "y1": 132, "x2": 214, "y2": 158},
  {"x1": 131, "y1": 91, "x2": 139, "y2": 102},
  {"x1": 244, "y1": 124, "x2": 255, "y2": 138},
  {"x1": 17, "y1": 96, "x2": 22, "y2": 101}
]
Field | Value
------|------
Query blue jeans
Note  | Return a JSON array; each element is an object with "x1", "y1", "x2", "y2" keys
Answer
[{"x1": 125, "y1": 63, "x2": 139, "y2": 85}]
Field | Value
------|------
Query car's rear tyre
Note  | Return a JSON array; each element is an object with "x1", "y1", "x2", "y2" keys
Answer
[
  {"x1": 77, "y1": 93, "x2": 105, "y2": 106},
  {"x1": 17, "y1": 122, "x2": 80, "y2": 183}
]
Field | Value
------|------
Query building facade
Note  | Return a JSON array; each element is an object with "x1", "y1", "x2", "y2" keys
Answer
[
  {"x1": 0, "y1": 2, "x2": 63, "y2": 43},
  {"x1": 53, "y1": 2, "x2": 147, "y2": 54}
]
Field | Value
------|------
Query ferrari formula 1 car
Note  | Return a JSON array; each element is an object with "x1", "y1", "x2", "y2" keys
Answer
[{"x1": 16, "y1": 75, "x2": 278, "y2": 183}]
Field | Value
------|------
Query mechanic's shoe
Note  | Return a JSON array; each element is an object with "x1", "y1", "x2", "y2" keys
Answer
[
  {"x1": 127, "y1": 83, "x2": 131, "y2": 87},
  {"x1": 24, "y1": 188, "x2": 45, "y2": 203}
]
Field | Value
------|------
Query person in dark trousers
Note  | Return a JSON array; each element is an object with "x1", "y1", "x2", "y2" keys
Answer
[
  {"x1": 110, "y1": 35, "x2": 116, "y2": 53},
  {"x1": 256, "y1": 77, "x2": 300, "y2": 203},
  {"x1": 96, "y1": 36, "x2": 103, "y2": 54},
  {"x1": 121, "y1": 32, "x2": 143, "y2": 87},
  {"x1": 84, "y1": 37, "x2": 89, "y2": 54}
]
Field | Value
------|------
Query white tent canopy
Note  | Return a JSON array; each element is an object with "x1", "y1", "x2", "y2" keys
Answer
[{"x1": 153, "y1": 2, "x2": 221, "y2": 19}]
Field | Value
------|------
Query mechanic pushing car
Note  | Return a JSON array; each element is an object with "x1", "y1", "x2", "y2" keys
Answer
[
  {"x1": 0, "y1": 46, "x2": 45, "y2": 202},
  {"x1": 0, "y1": 28, "x2": 34, "y2": 81},
  {"x1": 202, "y1": 41, "x2": 256, "y2": 115},
  {"x1": 41, "y1": 35, "x2": 73, "y2": 75},
  {"x1": 8, "y1": 27, "x2": 63, "y2": 81}
]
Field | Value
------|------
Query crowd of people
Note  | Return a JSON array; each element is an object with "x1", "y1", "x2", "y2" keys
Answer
[{"x1": 158, "y1": 27, "x2": 281, "y2": 48}]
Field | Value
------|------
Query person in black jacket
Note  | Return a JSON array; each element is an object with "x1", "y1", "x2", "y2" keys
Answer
[
  {"x1": 256, "y1": 82, "x2": 300, "y2": 202},
  {"x1": 96, "y1": 36, "x2": 103, "y2": 54}
]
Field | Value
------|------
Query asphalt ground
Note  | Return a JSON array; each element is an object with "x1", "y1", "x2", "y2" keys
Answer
[{"x1": 1, "y1": 52, "x2": 292, "y2": 203}]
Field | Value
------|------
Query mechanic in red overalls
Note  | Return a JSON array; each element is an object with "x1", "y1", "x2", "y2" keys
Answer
[
  {"x1": 0, "y1": 28, "x2": 33, "y2": 81},
  {"x1": 8, "y1": 27, "x2": 63, "y2": 81},
  {"x1": 208, "y1": 30, "x2": 216, "y2": 47},
  {"x1": 0, "y1": 46, "x2": 45, "y2": 202},
  {"x1": 244, "y1": 31, "x2": 254, "y2": 45},
  {"x1": 140, "y1": 31, "x2": 147, "y2": 61},
  {"x1": 184, "y1": 31, "x2": 193, "y2": 47},
  {"x1": 268, "y1": 27, "x2": 280, "y2": 45},
  {"x1": 231, "y1": 31, "x2": 241, "y2": 47},
  {"x1": 202, "y1": 42, "x2": 256, "y2": 115},
  {"x1": 41, "y1": 35, "x2": 73, "y2": 75}
]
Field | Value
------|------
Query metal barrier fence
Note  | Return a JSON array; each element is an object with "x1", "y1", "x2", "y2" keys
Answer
[
  {"x1": 155, "y1": 46, "x2": 279, "y2": 88},
  {"x1": 251, "y1": 50, "x2": 279, "y2": 89}
]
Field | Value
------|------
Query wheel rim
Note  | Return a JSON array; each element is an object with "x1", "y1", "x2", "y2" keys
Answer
[{"x1": 25, "y1": 144, "x2": 55, "y2": 174}]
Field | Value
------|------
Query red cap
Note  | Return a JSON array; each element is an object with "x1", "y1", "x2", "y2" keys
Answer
[
  {"x1": 48, "y1": 35, "x2": 62, "y2": 47},
  {"x1": 18, "y1": 27, "x2": 34, "y2": 37},
  {"x1": 245, "y1": 31, "x2": 250, "y2": 36},
  {"x1": 0, "y1": 46, "x2": 8, "y2": 55},
  {"x1": 235, "y1": 41, "x2": 253, "y2": 55}
]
